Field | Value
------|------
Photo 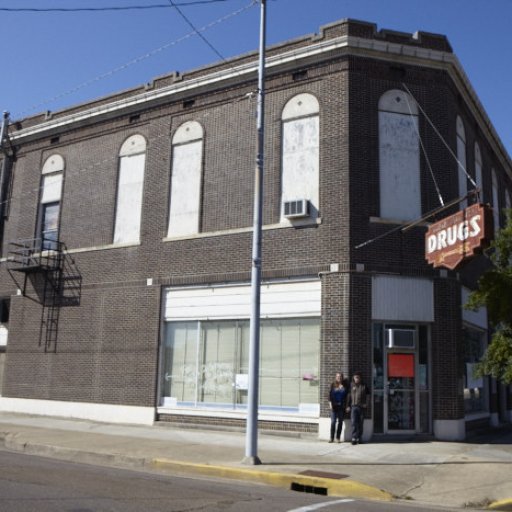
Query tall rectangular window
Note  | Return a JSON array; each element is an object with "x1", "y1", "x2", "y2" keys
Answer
[
  {"x1": 281, "y1": 94, "x2": 320, "y2": 221},
  {"x1": 168, "y1": 121, "x2": 204, "y2": 238},
  {"x1": 39, "y1": 161, "x2": 63, "y2": 250},
  {"x1": 456, "y1": 117, "x2": 467, "y2": 210},
  {"x1": 114, "y1": 135, "x2": 146, "y2": 244},
  {"x1": 379, "y1": 90, "x2": 420, "y2": 221}
]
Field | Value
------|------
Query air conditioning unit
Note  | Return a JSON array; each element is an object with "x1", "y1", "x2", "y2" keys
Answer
[
  {"x1": 283, "y1": 199, "x2": 309, "y2": 218},
  {"x1": 386, "y1": 328, "x2": 415, "y2": 349}
]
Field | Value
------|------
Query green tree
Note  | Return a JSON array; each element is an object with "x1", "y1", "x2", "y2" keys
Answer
[{"x1": 465, "y1": 209, "x2": 512, "y2": 384}]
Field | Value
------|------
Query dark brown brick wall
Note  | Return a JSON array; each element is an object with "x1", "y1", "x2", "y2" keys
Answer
[{"x1": 0, "y1": 18, "x2": 510, "y2": 426}]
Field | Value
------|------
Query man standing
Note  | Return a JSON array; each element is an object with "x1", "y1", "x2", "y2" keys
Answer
[{"x1": 346, "y1": 372, "x2": 368, "y2": 445}]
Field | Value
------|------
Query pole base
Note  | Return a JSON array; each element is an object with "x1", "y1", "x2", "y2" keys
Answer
[{"x1": 242, "y1": 455, "x2": 262, "y2": 465}]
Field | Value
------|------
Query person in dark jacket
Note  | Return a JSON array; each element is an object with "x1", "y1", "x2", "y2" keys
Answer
[
  {"x1": 328, "y1": 372, "x2": 347, "y2": 443},
  {"x1": 346, "y1": 372, "x2": 368, "y2": 445}
]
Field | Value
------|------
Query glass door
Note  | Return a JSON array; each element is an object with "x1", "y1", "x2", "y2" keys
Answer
[
  {"x1": 386, "y1": 353, "x2": 416, "y2": 431},
  {"x1": 373, "y1": 323, "x2": 431, "y2": 435}
]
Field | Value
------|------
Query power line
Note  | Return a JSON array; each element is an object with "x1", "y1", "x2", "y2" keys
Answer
[
  {"x1": 0, "y1": 1, "x2": 232, "y2": 13},
  {"x1": 3, "y1": 88, "x2": 261, "y2": 215},
  {"x1": 14, "y1": 0, "x2": 257, "y2": 118},
  {"x1": 401, "y1": 82, "x2": 477, "y2": 190},
  {"x1": 168, "y1": 0, "x2": 227, "y2": 62}
]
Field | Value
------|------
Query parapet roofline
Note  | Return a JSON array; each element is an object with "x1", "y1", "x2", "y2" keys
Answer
[
  {"x1": 7, "y1": 36, "x2": 455, "y2": 141},
  {"x1": 9, "y1": 21, "x2": 511, "y2": 176}
]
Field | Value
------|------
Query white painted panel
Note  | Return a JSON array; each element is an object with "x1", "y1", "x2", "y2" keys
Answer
[
  {"x1": 281, "y1": 116, "x2": 319, "y2": 220},
  {"x1": 41, "y1": 173, "x2": 62, "y2": 203},
  {"x1": 114, "y1": 153, "x2": 145, "y2": 244},
  {"x1": 372, "y1": 275, "x2": 433, "y2": 322},
  {"x1": 0, "y1": 325, "x2": 7, "y2": 346},
  {"x1": 42, "y1": 154, "x2": 64, "y2": 174},
  {"x1": 119, "y1": 134, "x2": 146, "y2": 156},
  {"x1": 165, "y1": 281, "x2": 321, "y2": 321},
  {"x1": 0, "y1": 397, "x2": 154, "y2": 425},
  {"x1": 457, "y1": 131, "x2": 468, "y2": 209},
  {"x1": 379, "y1": 90, "x2": 418, "y2": 115},
  {"x1": 172, "y1": 121, "x2": 203, "y2": 144},
  {"x1": 461, "y1": 287, "x2": 488, "y2": 329},
  {"x1": 282, "y1": 93, "x2": 319, "y2": 120},
  {"x1": 379, "y1": 111, "x2": 420, "y2": 221},
  {"x1": 168, "y1": 140, "x2": 202, "y2": 237}
]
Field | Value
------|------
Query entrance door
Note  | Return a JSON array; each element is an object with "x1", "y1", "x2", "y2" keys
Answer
[
  {"x1": 386, "y1": 353, "x2": 416, "y2": 431},
  {"x1": 373, "y1": 323, "x2": 430, "y2": 435}
]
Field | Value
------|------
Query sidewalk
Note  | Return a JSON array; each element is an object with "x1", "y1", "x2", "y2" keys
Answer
[{"x1": 0, "y1": 412, "x2": 511, "y2": 510}]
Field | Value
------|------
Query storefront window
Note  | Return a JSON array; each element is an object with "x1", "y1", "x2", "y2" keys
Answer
[
  {"x1": 463, "y1": 326, "x2": 489, "y2": 415},
  {"x1": 161, "y1": 318, "x2": 319, "y2": 412}
]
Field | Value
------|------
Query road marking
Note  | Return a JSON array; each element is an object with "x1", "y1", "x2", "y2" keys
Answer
[{"x1": 287, "y1": 498, "x2": 355, "y2": 512}]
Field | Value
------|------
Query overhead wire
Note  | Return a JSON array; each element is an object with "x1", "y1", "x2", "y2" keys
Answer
[
  {"x1": 401, "y1": 82, "x2": 477, "y2": 190},
  {"x1": 14, "y1": 0, "x2": 258, "y2": 118},
  {"x1": 1, "y1": 86, "x2": 261, "y2": 217},
  {"x1": 167, "y1": 0, "x2": 227, "y2": 62},
  {"x1": 0, "y1": 1, "x2": 233, "y2": 13},
  {"x1": 403, "y1": 90, "x2": 445, "y2": 207}
]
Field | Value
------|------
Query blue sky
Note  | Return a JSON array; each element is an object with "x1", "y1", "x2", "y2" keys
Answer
[{"x1": 2, "y1": 0, "x2": 511, "y2": 157}]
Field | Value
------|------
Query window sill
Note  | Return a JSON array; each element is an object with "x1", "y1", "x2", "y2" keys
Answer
[
  {"x1": 370, "y1": 216, "x2": 430, "y2": 227},
  {"x1": 66, "y1": 241, "x2": 141, "y2": 254},
  {"x1": 157, "y1": 405, "x2": 320, "y2": 422},
  {"x1": 162, "y1": 218, "x2": 322, "y2": 242}
]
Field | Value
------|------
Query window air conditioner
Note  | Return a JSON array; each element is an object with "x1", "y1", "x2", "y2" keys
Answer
[
  {"x1": 386, "y1": 328, "x2": 415, "y2": 349},
  {"x1": 283, "y1": 199, "x2": 309, "y2": 218}
]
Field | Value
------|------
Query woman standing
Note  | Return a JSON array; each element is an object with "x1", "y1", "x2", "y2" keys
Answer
[{"x1": 328, "y1": 372, "x2": 347, "y2": 443}]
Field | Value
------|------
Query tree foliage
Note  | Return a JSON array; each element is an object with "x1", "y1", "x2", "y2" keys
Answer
[{"x1": 466, "y1": 209, "x2": 512, "y2": 384}]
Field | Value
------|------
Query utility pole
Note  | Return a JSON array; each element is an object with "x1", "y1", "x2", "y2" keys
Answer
[{"x1": 243, "y1": 0, "x2": 266, "y2": 466}]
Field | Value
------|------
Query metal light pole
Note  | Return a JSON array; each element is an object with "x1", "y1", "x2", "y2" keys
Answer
[{"x1": 243, "y1": 0, "x2": 266, "y2": 466}]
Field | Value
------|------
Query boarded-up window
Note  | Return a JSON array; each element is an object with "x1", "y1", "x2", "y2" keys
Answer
[
  {"x1": 167, "y1": 121, "x2": 203, "y2": 237},
  {"x1": 281, "y1": 93, "x2": 320, "y2": 221},
  {"x1": 113, "y1": 135, "x2": 146, "y2": 244},
  {"x1": 457, "y1": 117, "x2": 467, "y2": 209},
  {"x1": 475, "y1": 143, "x2": 483, "y2": 202},
  {"x1": 492, "y1": 169, "x2": 500, "y2": 233},
  {"x1": 379, "y1": 90, "x2": 420, "y2": 221}
]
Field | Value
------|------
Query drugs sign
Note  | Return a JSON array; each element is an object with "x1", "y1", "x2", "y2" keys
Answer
[{"x1": 425, "y1": 204, "x2": 493, "y2": 270}]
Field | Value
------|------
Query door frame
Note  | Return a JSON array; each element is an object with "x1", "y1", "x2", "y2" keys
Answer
[{"x1": 372, "y1": 322, "x2": 431, "y2": 435}]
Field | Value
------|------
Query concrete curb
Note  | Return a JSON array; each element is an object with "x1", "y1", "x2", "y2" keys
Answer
[
  {"x1": 1, "y1": 432, "x2": 392, "y2": 502},
  {"x1": 151, "y1": 458, "x2": 394, "y2": 502},
  {"x1": 488, "y1": 499, "x2": 512, "y2": 511}
]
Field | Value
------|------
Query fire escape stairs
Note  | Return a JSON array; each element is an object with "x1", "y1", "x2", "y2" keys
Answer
[{"x1": 6, "y1": 237, "x2": 82, "y2": 351}]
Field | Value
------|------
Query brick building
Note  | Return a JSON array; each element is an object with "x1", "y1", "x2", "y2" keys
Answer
[{"x1": 0, "y1": 19, "x2": 511, "y2": 440}]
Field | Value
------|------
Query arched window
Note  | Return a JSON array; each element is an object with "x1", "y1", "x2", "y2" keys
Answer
[
  {"x1": 456, "y1": 117, "x2": 467, "y2": 209},
  {"x1": 113, "y1": 134, "x2": 146, "y2": 244},
  {"x1": 474, "y1": 142, "x2": 483, "y2": 202},
  {"x1": 378, "y1": 90, "x2": 420, "y2": 221},
  {"x1": 40, "y1": 154, "x2": 64, "y2": 250},
  {"x1": 492, "y1": 169, "x2": 500, "y2": 233},
  {"x1": 281, "y1": 93, "x2": 320, "y2": 221},
  {"x1": 167, "y1": 121, "x2": 204, "y2": 237}
]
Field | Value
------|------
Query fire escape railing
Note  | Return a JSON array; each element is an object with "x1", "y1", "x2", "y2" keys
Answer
[{"x1": 6, "y1": 237, "x2": 82, "y2": 351}]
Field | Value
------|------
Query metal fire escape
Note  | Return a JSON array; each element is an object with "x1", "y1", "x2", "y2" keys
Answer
[{"x1": 6, "y1": 237, "x2": 81, "y2": 351}]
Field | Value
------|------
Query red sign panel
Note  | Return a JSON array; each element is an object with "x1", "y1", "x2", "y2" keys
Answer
[
  {"x1": 388, "y1": 354, "x2": 415, "y2": 378},
  {"x1": 425, "y1": 204, "x2": 493, "y2": 270}
]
